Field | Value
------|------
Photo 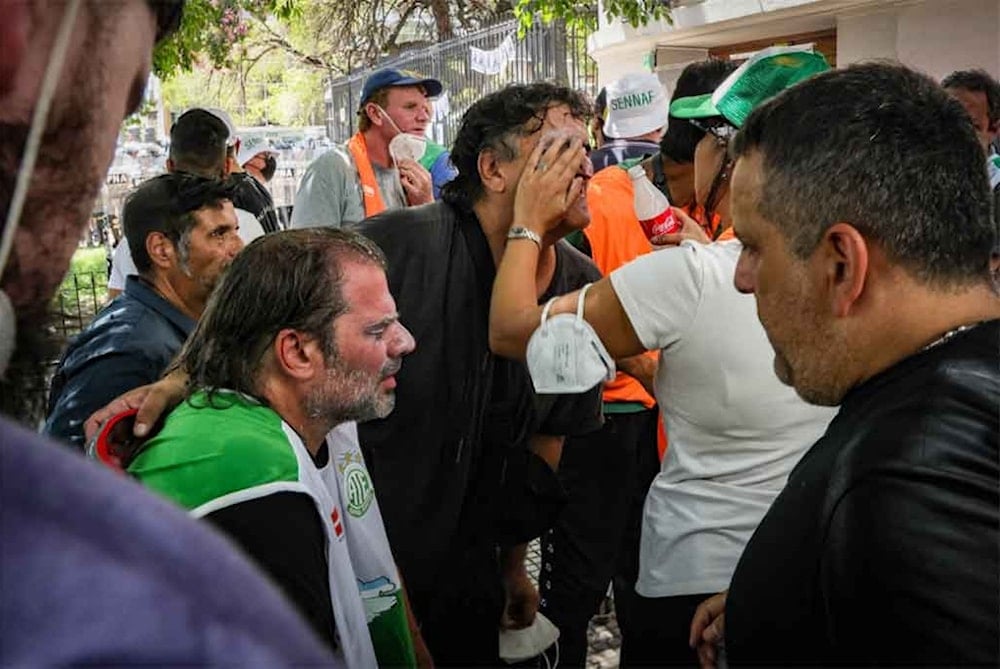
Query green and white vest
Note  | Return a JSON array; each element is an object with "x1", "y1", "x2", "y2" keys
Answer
[{"x1": 130, "y1": 391, "x2": 415, "y2": 669}]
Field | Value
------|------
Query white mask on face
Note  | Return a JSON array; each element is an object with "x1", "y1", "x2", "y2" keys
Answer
[
  {"x1": 374, "y1": 104, "x2": 427, "y2": 164},
  {"x1": 388, "y1": 132, "x2": 426, "y2": 164},
  {"x1": 0, "y1": 0, "x2": 81, "y2": 376},
  {"x1": 526, "y1": 283, "x2": 616, "y2": 394}
]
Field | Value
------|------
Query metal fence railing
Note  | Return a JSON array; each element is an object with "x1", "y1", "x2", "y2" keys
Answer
[
  {"x1": 53, "y1": 269, "x2": 108, "y2": 341},
  {"x1": 324, "y1": 14, "x2": 599, "y2": 146}
]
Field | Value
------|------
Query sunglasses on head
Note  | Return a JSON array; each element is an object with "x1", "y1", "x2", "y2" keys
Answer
[{"x1": 689, "y1": 118, "x2": 738, "y2": 144}]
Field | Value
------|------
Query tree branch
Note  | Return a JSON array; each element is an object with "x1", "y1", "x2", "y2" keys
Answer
[{"x1": 248, "y1": 13, "x2": 334, "y2": 70}]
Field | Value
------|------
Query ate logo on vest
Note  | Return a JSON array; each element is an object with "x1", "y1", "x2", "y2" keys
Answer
[{"x1": 344, "y1": 462, "x2": 375, "y2": 518}]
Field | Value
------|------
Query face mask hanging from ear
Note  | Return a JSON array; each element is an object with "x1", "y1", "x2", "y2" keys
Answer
[
  {"x1": 526, "y1": 283, "x2": 616, "y2": 394},
  {"x1": 373, "y1": 104, "x2": 427, "y2": 164},
  {"x1": 0, "y1": 0, "x2": 81, "y2": 376}
]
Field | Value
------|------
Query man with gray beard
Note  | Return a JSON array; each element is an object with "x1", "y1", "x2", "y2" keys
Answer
[
  {"x1": 45, "y1": 173, "x2": 242, "y2": 450},
  {"x1": 0, "y1": 0, "x2": 339, "y2": 664},
  {"x1": 127, "y1": 228, "x2": 428, "y2": 668}
]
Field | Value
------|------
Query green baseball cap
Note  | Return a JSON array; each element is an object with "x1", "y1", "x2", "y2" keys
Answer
[{"x1": 670, "y1": 46, "x2": 830, "y2": 128}]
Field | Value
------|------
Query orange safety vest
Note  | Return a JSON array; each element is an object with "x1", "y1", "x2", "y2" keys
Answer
[
  {"x1": 585, "y1": 165, "x2": 668, "y2": 455},
  {"x1": 584, "y1": 166, "x2": 658, "y2": 409},
  {"x1": 346, "y1": 132, "x2": 387, "y2": 217},
  {"x1": 585, "y1": 165, "x2": 731, "y2": 459}
]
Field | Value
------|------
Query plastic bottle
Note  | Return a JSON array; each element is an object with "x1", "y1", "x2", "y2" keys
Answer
[{"x1": 629, "y1": 164, "x2": 680, "y2": 239}]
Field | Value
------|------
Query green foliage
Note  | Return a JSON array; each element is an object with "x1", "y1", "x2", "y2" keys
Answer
[
  {"x1": 59, "y1": 248, "x2": 109, "y2": 308},
  {"x1": 513, "y1": 0, "x2": 670, "y2": 35},
  {"x1": 160, "y1": 13, "x2": 327, "y2": 127},
  {"x1": 153, "y1": 0, "x2": 299, "y2": 79},
  {"x1": 68, "y1": 247, "x2": 108, "y2": 277}
]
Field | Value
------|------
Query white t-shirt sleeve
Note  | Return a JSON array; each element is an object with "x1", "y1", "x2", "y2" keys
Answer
[
  {"x1": 609, "y1": 241, "x2": 706, "y2": 351},
  {"x1": 108, "y1": 241, "x2": 137, "y2": 291},
  {"x1": 235, "y1": 208, "x2": 265, "y2": 244}
]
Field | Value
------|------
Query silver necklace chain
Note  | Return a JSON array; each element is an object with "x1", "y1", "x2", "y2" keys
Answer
[{"x1": 920, "y1": 323, "x2": 978, "y2": 354}]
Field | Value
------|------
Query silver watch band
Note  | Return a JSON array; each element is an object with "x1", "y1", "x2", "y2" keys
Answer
[{"x1": 507, "y1": 226, "x2": 542, "y2": 247}]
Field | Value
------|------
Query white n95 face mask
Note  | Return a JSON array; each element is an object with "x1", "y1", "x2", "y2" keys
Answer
[
  {"x1": 498, "y1": 611, "x2": 560, "y2": 664},
  {"x1": 526, "y1": 283, "x2": 616, "y2": 394},
  {"x1": 375, "y1": 104, "x2": 428, "y2": 164},
  {"x1": 388, "y1": 132, "x2": 427, "y2": 164}
]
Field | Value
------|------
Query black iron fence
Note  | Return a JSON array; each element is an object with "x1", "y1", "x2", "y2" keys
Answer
[
  {"x1": 325, "y1": 14, "x2": 599, "y2": 146},
  {"x1": 54, "y1": 269, "x2": 108, "y2": 341}
]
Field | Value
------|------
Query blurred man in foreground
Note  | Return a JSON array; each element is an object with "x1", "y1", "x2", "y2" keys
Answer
[{"x1": 0, "y1": 1, "x2": 337, "y2": 663}]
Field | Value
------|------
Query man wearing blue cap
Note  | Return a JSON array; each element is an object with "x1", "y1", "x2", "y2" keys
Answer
[{"x1": 292, "y1": 68, "x2": 455, "y2": 229}]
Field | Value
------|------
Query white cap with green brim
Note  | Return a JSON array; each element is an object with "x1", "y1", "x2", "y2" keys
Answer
[{"x1": 669, "y1": 46, "x2": 830, "y2": 128}]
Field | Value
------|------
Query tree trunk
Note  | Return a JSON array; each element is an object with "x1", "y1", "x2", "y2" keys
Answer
[
  {"x1": 552, "y1": 19, "x2": 569, "y2": 86},
  {"x1": 429, "y1": 0, "x2": 453, "y2": 40},
  {"x1": 239, "y1": 46, "x2": 248, "y2": 125}
]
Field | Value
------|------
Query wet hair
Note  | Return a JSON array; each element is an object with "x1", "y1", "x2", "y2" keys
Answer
[
  {"x1": 179, "y1": 228, "x2": 388, "y2": 401},
  {"x1": 123, "y1": 173, "x2": 236, "y2": 274},
  {"x1": 659, "y1": 59, "x2": 737, "y2": 163},
  {"x1": 169, "y1": 109, "x2": 229, "y2": 178},
  {"x1": 942, "y1": 69, "x2": 1000, "y2": 127},
  {"x1": 442, "y1": 82, "x2": 590, "y2": 207},
  {"x1": 732, "y1": 62, "x2": 996, "y2": 288}
]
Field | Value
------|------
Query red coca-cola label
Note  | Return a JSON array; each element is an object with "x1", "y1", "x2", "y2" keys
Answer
[{"x1": 639, "y1": 208, "x2": 680, "y2": 239}]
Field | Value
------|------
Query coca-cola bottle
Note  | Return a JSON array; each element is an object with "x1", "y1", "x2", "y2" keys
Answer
[{"x1": 629, "y1": 164, "x2": 680, "y2": 239}]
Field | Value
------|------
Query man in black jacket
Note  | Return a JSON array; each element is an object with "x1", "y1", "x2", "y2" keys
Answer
[
  {"x1": 358, "y1": 83, "x2": 603, "y2": 665},
  {"x1": 690, "y1": 62, "x2": 999, "y2": 666},
  {"x1": 80, "y1": 82, "x2": 604, "y2": 667}
]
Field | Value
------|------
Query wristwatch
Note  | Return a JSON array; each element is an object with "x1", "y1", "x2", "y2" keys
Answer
[{"x1": 507, "y1": 226, "x2": 542, "y2": 247}]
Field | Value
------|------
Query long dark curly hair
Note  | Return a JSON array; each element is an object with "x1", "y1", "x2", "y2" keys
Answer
[{"x1": 441, "y1": 82, "x2": 590, "y2": 209}]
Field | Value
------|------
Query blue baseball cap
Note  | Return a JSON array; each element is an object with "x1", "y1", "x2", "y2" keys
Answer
[{"x1": 360, "y1": 68, "x2": 443, "y2": 105}]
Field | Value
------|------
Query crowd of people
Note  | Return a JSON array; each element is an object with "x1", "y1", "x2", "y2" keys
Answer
[{"x1": 1, "y1": 1, "x2": 998, "y2": 667}]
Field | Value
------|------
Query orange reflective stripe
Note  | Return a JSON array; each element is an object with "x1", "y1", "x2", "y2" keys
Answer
[
  {"x1": 346, "y1": 133, "x2": 387, "y2": 217},
  {"x1": 657, "y1": 416, "x2": 668, "y2": 461}
]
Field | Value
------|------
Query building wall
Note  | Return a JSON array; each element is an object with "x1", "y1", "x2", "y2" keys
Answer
[
  {"x1": 836, "y1": 10, "x2": 897, "y2": 65},
  {"x1": 895, "y1": 0, "x2": 999, "y2": 79},
  {"x1": 838, "y1": 0, "x2": 999, "y2": 79},
  {"x1": 592, "y1": 0, "x2": 999, "y2": 91}
]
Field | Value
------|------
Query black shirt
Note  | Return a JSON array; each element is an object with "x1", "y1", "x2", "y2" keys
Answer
[
  {"x1": 231, "y1": 172, "x2": 280, "y2": 233},
  {"x1": 357, "y1": 201, "x2": 603, "y2": 617},
  {"x1": 726, "y1": 320, "x2": 1000, "y2": 666},
  {"x1": 206, "y1": 492, "x2": 335, "y2": 650}
]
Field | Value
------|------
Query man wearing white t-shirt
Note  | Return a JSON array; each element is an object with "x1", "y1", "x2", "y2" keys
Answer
[
  {"x1": 108, "y1": 108, "x2": 263, "y2": 298},
  {"x1": 487, "y1": 48, "x2": 837, "y2": 664}
]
